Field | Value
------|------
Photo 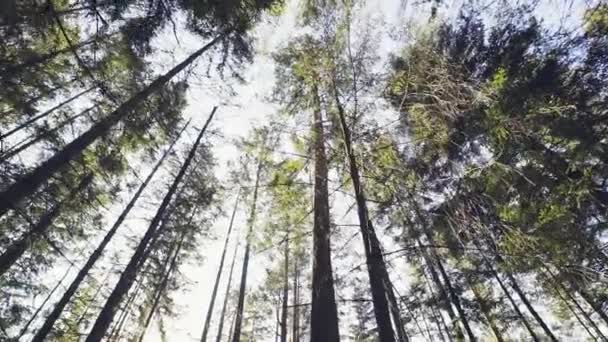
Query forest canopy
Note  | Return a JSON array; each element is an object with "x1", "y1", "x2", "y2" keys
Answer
[{"x1": 0, "y1": 0, "x2": 607, "y2": 341}]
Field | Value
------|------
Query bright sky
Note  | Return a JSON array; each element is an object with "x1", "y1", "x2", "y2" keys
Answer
[{"x1": 15, "y1": 0, "x2": 600, "y2": 341}]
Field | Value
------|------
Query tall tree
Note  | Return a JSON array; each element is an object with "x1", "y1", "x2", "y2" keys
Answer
[
  {"x1": 30, "y1": 121, "x2": 188, "y2": 342},
  {"x1": 84, "y1": 107, "x2": 216, "y2": 342},
  {"x1": 200, "y1": 188, "x2": 241, "y2": 342}
]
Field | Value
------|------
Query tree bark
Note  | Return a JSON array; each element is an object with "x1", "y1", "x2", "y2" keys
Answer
[
  {"x1": 31, "y1": 123, "x2": 186, "y2": 342},
  {"x1": 281, "y1": 237, "x2": 289, "y2": 342},
  {"x1": 0, "y1": 86, "x2": 95, "y2": 140},
  {"x1": 0, "y1": 172, "x2": 92, "y2": 276},
  {"x1": 84, "y1": 108, "x2": 216, "y2": 342},
  {"x1": 471, "y1": 238, "x2": 540, "y2": 341},
  {"x1": 201, "y1": 188, "x2": 241, "y2": 342},
  {"x1": 579, "y1": 289, "x2": 608, "y2": 327},
  {"x1": 0, "y1": 35, "x2": 225, "y2": 219},
  {"x1": 333, "y1": 84, "x2": 397, "y2": 342},
  {"x1": 216, "y1": 237, "x2": 241, "y2": 342},
  {"x1": 0, "y1": 36, "x2": 100, "y2": 81},
  {"x1": 0, "y1": 104, "x2": 97, "y2": 162},
  {"x1": 292, "y1": 258, "x2": 299, "y2": 342},
  {"x1": 467, "y1": 278, "x2": 504, "y2": 342},
  {"x1": 231, "y1": 156, "x2": 263, "y2": 342},
  {"x1": 16, "y1": 264, "x2": 72, "y2": 339},
  {"x1": 137, "y1": 232, "x2": 186, "y2": 342},
  {"x1": 503, "y1": 269, "x2": 558, "y2": 341},
  {"x1": 309, "y1": 86, "x2": 340, "y2": 342}
]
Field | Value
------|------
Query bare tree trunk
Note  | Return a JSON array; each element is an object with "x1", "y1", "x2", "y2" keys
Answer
[
  {"x1": 292, "y1": 258, "x2": 299, "y2": 342},
  {"x1": 0, "y1": 172, "x2": 93, "y2": 276},
  {"x1": 281, "y1": 237, "x2": 289, "y2": 342},
  {"x1": 503, "y1": 270, "x2": 558, "y2": 341},
  {"x1": 85, "y1": 108, "x2": 216, "y2": 342},
  {"x1": 31, "y1": 121, "x2": 187, "y2": 342},
  {"x1": 109, "y1": 277, "x2": 144, "y2": 341},
  {"x1": 0, "y1": 35, "x2": 225, "y2": 219},
  {"x1": 216, "y1": 238, "x2": 240, "y2": 342},
  {"x1": 137, "y1": 232, "x2": 187, "y2": 342},
  {"x1": 201, "y1": 189, "x2": 241, "y2": 342},
  {"x1": 332, "y1": 82, "x2": 396, "y2": 342},
  {"x1": 470, "y1": 238, "x2": 540, "y2": 341},
  {"x1": 467, "y1": 278, "x2": 504, "y2": 342},
  {"x1": 0, "y1": 104, "x2": 97, "y2": 162},
  {"x1": 309, "y1": 86, "x2": 340, "y2": 342},
  {"x1": 579, "y1": 289, "x2": 608, "y2": 327},
  {"x1": 16, "y1": 264, "x2": 72, "y2": 339},
  {"x1": 0, "y1": 86, "x2": 95, "y2": 141},
  {"x1": 231, "y1": 156, "x2": 263, "y2": 342}
]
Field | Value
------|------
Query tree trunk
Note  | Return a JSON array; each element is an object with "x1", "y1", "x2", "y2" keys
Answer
[
  {"x1": 216, "y1": 237, "x2": 241, "y2": 342},
  {"x1": 503, "y1": 270, "x2": 558, "y2": 341},
  {"x1": 0, "y1": 35, "x2": 225, "y2": 219},
  {"x1": 579, "y1": 289, "x2": 608, "y2": 327},
  {"x1": 0, "y1": 86, "x2": 95, "y2": 140},
  {"x1": 292, "y1": 258, "x2": 299, "y2": 342},
  {"x1": 84, "y1": 108, "x2": 216, "y2": 342},
  {"x1": 109, "y1": 276, "x2": 144, "y2": 341},
  {"x1": 281, "y1": 237, "x2": 289, "y2": 342},
  {"x1": 0, "y1": 172, "x2": 92, "y2": 276},
  {"x1": 31, "y1": 123, "x2": 186, "y2": 342},
  {"x1": 333, "y1": 82, "x2": 396, "y2": 342},
  {"x1": 309, "y1": 86, "x2": 340, "y2": 342},
  {"x1": 16, "y1": 264, "x2": 72, "y2": 339},
  {"x1": 492, "y1": 266, "x2": 540, "y2": 341},
  {"x1": 200, "y1": 189, "x2": 241, "y2": 342},
  {"x1": 0, "y1": 76, "x2": 79, "y2": 118},
  {"x1": 0, "y1": 32, "x2": 110, "y2": 81},
  {"x1": 471, "y1": 238, "x2": 540, "y2": 341},
  {"x1": 0, "y1": 104, "x2": 97, "y2": 162},
  {"x1": 467, "y1": 278, "x2": 504, "y2": 342},
  {"x1": 400, "y1": 193, "x2": 474, "y2": 341},
  {"x1": 231, "y1": 156, "x2": 263, "y2": 342},
  {"x1": 138, "y1": 232, "x2": 186, "y2": 342}
]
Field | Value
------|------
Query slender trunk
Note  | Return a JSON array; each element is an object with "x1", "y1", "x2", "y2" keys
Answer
[
  {"x1": 280, "y1": 237, "x2": 289, "y2": 342},
  {"x1": 579, "y1": 289, "x2": 608, "y2": 327},
  {"x1": 471, "y1": 238, "x2": 540, "y2": 341},
  {"x1": 0, "y1": 104, "x2": 97, "y2": 162},
  {"x1": 395, "y1": 194, "x2": 459, "y2": 340},
  {"x1": 493, "y1": 267, "x2": 540, "y2": 341},
  {"x1": 292, "y1": 258, "x2": 299, "y2": 342},
  {"x1": 85, "y1": 108, "x2": 216, "y2": 342},
  {"x1": 503, "y1": 270, "x2": 558, "y2": 341},
  {"x1": 215, "y1": 238, "x2": 241, "y2": 342},
  {"x1": 467, "y1": 279, "x2": 504, "y2": 342},
  {"x1": 31, "y1": 124, "x2": 186, "y2": 342},
  {"x1": 387, "y1": 281, "x2": 408, "y2": 342},
  {"x1": 16, "y1": 265, "x2": 72, "y2": 339},
  {"x1": 0, "y1": 76, "x2": 79, "y2": 118},
  {"x1": 109, "y1": 277, "x2": 144, "y2": 341},
  {"x1": 419, "y1": 244, "x2": 457, "y2": 342},
  {"x1": 201, "y1": 189, "x2": 241, "y2": 342},
  {"x1": 545, "y1": 268, "x2": 607, "y2": 341},
  {"x1": 0, "y1": 172, "x2": 92, "y2": 276},
  {"x1": 0, "y1": 35, "x2": 225, "y2": 218},
  {"x1": 231, "y1": 158, "x2": 263, "y2": 342},
  {"x1": 0, "y1": 86, "x2": 95, "y2": 141},
  {"x1": 138, "y1": 233, "x2": 187, "y2": 342},
  {"x1": 433, "y1": 252, "x2": 476, "y2": 341},
  {"x1": 552, "y1": 280, "x2": 597, "y2": 340},
  {"x1": 333, "y1": 82, "x2": 396, "y2": 342},
  {"x1": 309, "y1": 86, "x2": 340, "y2": 342},
  {"x1": 0, "y1": 36, "x2": 100, "y2": 81},
  {"x1": 401, "y1": 194, "x2": 473, "y2": 341}
]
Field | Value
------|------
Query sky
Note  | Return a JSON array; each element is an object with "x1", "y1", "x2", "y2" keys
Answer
[{"x1": 11, "y1": 0, "x2": 602, "y2": 341}]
